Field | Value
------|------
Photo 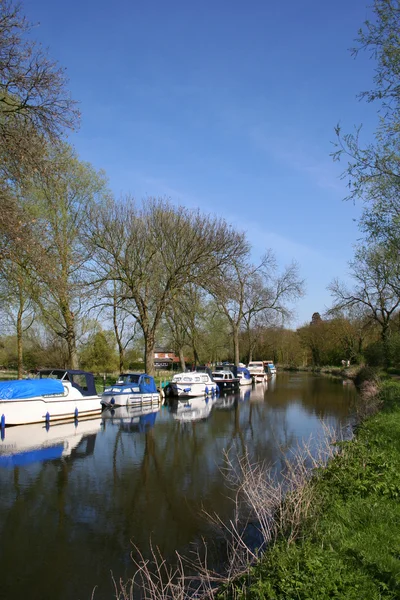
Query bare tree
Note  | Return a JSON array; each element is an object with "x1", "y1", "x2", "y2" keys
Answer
[
  {"x1": 329, "y1": 242, "x2": 400, "y2": 367},
  {"x1": 88, "y1": 197, "x2": 249, "y2": 375},
  {"x1": 209, "y1": 251, "x2": 304, "y2": 365}
]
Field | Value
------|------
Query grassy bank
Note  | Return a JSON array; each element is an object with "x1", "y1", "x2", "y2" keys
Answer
[{"x1": 219, "y1": 380, "x2": 400, "y2": 599}]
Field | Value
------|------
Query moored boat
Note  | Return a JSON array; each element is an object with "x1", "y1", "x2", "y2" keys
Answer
[
  {"x1": 169, "y1": 371, "x2": 218, "y2": 398},
  {"x1": 264, "y1": 361, "x2": 277, "y2": 375},
  {"x1": 247, "y1": 361, "x2": 268, "y2": 383},
  {"x1": 0, "y1": 369, "x2": 102, "y2": 427},
  {"x1": 101, "y1": 373, "x2": 160, "y2": 408},
  {"x1": 211, "y1": 369, "x2": 240, "y2": 392},
  {"x1": 237, "y1": 366, "x2": 253, "y2": 386}
]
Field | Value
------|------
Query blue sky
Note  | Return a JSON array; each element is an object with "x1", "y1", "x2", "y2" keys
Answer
[{"x1": 24, "y1": 0, "x2": 378, "y2": 326}]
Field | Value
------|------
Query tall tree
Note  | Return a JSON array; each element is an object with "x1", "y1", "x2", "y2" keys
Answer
[
  {"x1": 0, "y1": 0, "x2": 78, "y2": 257},
  {"x1": 88, "y1": 197, "x2": 249, "y2": 375},
  {"x1": 22, "y1": 144, "x2": 109, "y2": 368},
  {"x1": 333, "y1": 1, "x2": 400, "y2": 247}
]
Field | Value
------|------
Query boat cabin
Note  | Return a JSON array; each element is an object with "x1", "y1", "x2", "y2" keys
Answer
[{"x1": 39, "y1": 369, "x2": 97, "y2": 397}]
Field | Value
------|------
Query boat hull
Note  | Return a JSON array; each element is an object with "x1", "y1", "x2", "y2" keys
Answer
[
  {"x1": 169, "y1": 383, "x2": 218, "y2": 398},
  {"x1": 101, "y1": 391, "x2": 160, "y2": 408},
  {"x1": 0, "y1": 395, "x2": 102, "y2": 427},
  {"x1": 250, "y1": 373, "x2": 268, "y2": 383},
  {"x1": 214, "y1": 380, "x2": 239, "y2": 392}
]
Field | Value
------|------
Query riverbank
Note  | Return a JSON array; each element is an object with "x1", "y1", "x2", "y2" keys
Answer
[
  {"x1": 219, "y1": 379, "x2": 400, "y2": 599},
  {"x1": 280, "y1": 363, "x2": 360, "y2": 379}
]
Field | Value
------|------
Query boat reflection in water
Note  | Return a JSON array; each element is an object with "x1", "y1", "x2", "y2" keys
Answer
[
  {"x1": 101, "y1": 403, "x2": 161, "y2": 432},
  {"x1": 0, "y1": 417, "x2": 102, "y2": 469},
  {"x1": 249, "y1": 380, "x2": 269, "y2": 403},
  {"x1": 239, "y1": 387, "x2": 251, "y2": 402},
  {"x1": 214, "y1": 392, "x2": 237, "y2": 411},
  {"x1": 170, "y1": 396, "x2": 215, "y2": 422}
]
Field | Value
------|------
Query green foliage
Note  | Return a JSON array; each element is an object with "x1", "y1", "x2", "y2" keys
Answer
[{"x1": 79, "y1": 331, "x2": 118, "y2": 373}]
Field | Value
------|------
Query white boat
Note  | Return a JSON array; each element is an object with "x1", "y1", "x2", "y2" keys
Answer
[
  {"x1": 237, "y1": 366, "x2": 253, "y2": 386},
  {"x1": 172, "y1": 397, "x2": 215, "y2": 422},
  {"x1": 169, "y1": 371, "x2": 218, "y2": 398},
  {"x1": 101, "y1": 373, "x2": 160, "y2": 408},
  {"x1": 0, "y1": 417, "x2": 102, "y2": 468},
  {"x1": 0, "y1": 369, "x2": 102, "y2": 427},
  {"x1": 247, "y1": 361, "x2": 268, "y2": 383}
]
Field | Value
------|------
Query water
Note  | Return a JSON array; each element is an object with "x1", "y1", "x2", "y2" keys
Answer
[{"x1": 0, "y1": 372, "x2": 356, "y2": 600}]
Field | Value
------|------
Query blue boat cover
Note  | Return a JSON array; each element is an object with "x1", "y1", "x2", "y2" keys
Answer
[
  {"x1": 237, "y1": 367, "x2": 252, "y2": 379},
  {"x1": 0, "y1": 379, "x2": 64, "y2": 400},
  {"x1": 139, "y1": 375, "x2": 157, "y2": 393},
  {"x1": 106, "y1": 374, "x2": 158, "y2": 395}
]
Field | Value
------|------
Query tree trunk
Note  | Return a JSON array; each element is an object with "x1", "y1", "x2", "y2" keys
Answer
[
  {"x1": 61, "y1": 302, "x2": 78, "y2": 369},
  {"x1": 381, "y1": 323, "x2": 391, "y2": 368},
  {"x1": 113, "y1": 284, "x2": 124, "y2": 372},
  {"x1": 233, "y1": 324, "x2": 240, "y2": 366},
  {"x1": 144, "y1": 331, "x2": 155, "y2": 376},
  {"x1": 17, "y1": 299, "x2": 23, "y2": 379},
  {"x1": 67, "y1": 330, "x2": 78, "y2": 370},
  {"x1": 65, "y1": 319, "x2": 78, "y2": 369},
  {"x1": 179, "y1": 347, "x2": 186, "y2": 372},
  {"x1": 192, "y1": 343, "x2": 200, "y2": 367},
  {"x1": 118, "y1": 348, "x2": 125, "y2": 374}
]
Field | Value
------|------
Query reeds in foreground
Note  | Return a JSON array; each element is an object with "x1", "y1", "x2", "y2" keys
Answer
[{"x1": 111, "y1": 421, "x2": 345, "y2": 600}]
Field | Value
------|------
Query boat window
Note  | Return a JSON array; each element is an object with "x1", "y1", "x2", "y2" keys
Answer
[
  {"x1": 183, "y1": 377, "x2": 191, "y2": 382},
  {"x1": 201, "y1": 376, "x2": 208, "y2": 383},
  {"x1": 71, "y1": 374, "x2": 88, "y2": 392},
  {"x1": 195, "y1": 377, "x2": 200, "y2": 382},
  {"x1": 125, "y1": 374, "x2": 140, "y2": 384}
]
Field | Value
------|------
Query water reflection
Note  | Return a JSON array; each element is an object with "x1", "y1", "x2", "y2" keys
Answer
[
  {"x1": 0, "y1": 418, "x2": 102, "y2": 469},
  {"x1": 169, "y1": 396, "x2": 215, "y2": 422},
  {"x1": 0, "y1": 372, "x2": 356, "y2": 600},
  {"x1": 102, "y1": 404, "x2": 160, "y2": 432}
]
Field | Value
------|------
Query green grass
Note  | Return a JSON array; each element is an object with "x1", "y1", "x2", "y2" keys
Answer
[{"x1": 219, "y1": 380, "x2": 400, "y2": 599}]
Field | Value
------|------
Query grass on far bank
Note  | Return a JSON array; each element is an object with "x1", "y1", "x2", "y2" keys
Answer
[{"x1": 218, "y1": 379, "x2": 400, "y2": 599}]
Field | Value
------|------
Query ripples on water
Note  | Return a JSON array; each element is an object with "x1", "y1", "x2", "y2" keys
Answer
[{"x1": 0, "y1": 372, "x2": 356, "y2": 600}]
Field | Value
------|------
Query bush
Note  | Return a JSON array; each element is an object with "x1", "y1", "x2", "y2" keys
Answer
[{"x1": 353, "y1": 366, "x2": 379, "y2": 390}]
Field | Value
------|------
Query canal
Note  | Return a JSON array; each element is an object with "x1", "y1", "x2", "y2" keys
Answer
[{"x1": 0, "y1": 372, "x2": 356, "y2": 600}]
